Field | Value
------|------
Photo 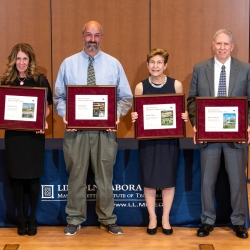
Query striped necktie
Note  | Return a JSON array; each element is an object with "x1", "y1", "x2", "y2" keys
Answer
[
  {"x1": 217, "y1": 65, "x2": 226, "y2": 96},
  {"x1": 87, "y1": 57, "x2": 96, "y2": 85}
]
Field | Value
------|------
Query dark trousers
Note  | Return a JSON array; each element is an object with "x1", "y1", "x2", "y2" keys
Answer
[{"x1": 199, "y1": 143, "x2": 247, "y2": 225}]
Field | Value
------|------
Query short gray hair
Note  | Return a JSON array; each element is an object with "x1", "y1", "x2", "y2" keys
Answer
[{"x1": 212, "y1": 29, "x2": 235, "y2": 44}]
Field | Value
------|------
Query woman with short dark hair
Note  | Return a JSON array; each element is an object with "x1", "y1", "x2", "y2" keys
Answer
[{"x1": 131, "y1": 48, "x2": 188, "y2": 235}]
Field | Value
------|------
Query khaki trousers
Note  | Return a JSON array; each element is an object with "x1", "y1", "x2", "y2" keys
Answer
[{"x1": 63, "y1": 130, "x2": 118, "y2": 226}]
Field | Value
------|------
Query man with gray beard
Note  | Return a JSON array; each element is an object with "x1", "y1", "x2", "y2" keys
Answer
[{"x1": 54, "y1": 20, "x2": 133, "y2": 236}]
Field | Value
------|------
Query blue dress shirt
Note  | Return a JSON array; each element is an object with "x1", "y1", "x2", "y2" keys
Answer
[{"x1": 54, "y1": 50, "x2": 133, "y2": 118}]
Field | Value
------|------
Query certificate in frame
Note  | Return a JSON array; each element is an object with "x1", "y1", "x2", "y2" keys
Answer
[
  {"x1": 195, "y1": 97, "x2": 248, "y2": 142},
  {"x1": 134, "y1": 94, "x2": 185, "y2": 139},
  {"x1": 0, "y1": 86, "x2": 47, "y2": 131},
  {"x1": 66, "y1": 85, "x2": 117, "y2": 130}
]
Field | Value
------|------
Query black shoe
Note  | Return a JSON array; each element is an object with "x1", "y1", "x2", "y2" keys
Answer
[
  {"x1": 147, "y1": 227, "x2": 157, "y2": 235},
  {"x1": 233, "y1": 225, "x2": 248, "y2": 239},
  {"x1": 197, "y1": 224, "x2": 214, "y2": 237},
  {"x1": 17, "y1": 219, "x2": 27, "y2": 236},
  {"x1": 162, "y1": 227, "x2": 173, "y2": 235},
  {"x1": 27, "y1": 219, "x2": 37, "y2": 236}
]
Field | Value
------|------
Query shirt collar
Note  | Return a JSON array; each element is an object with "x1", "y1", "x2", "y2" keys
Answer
[
  {"x1": 82, "y1": 49, "x2": 101, "y2": 62},
  {"x1": 214, "y1": 56, "x2": 231, "y2": 69}
]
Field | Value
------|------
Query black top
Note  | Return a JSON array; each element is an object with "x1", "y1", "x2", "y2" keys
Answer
[
  {"x1": 4, "y1": 74, "x2": 52, "y2": 179},
  {"x1": 138, "y1": 76, "x2": 180, "y2": 188},
  {"x1": 142, "y1": 77, "x2": 175, "y2": 95},
  {"x1": 15, "y1": 74, "x2": 53, "y2": 104}
]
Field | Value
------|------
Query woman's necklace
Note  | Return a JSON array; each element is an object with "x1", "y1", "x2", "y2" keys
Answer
[
  {"x1": 18, "y1": 77, "x2": 26, "y2": 85},
  {"x1": 148, "y1": 75, "x2": 167, "y2": 88}
]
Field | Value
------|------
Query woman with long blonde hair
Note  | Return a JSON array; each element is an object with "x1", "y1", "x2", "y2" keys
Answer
[{"x1": 1, "y1": 43, "x2": 52, "y2": 236}]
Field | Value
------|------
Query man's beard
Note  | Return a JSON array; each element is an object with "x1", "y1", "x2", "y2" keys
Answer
[{"x1": 85, "y1": 42, "x2": 99, "y2": 52}]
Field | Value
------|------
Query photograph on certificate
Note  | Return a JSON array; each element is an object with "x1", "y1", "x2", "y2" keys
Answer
[
  {"x1": 143, "y1": 103, "x2": 176, "y2": 130},
  {"x1": 205, "y1": 106, "x2": 238, "y2": 132},
  {"x1": 93, "y1": 102, "x2": 105, "y2": 117},
  {"x1": 4, "y1": 95, "x2": 37, "y2": 122},
  {"x1": 75, "y1": 94, "x2": 108, "y2": 120}
]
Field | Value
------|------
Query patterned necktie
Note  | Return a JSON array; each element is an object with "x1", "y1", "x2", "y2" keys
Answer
[
  {"x1": 217, "y1": 65, "x2": 226, "y2": 96},
  {"x1": 87, "y1": 57, "x2": 96, "y2": 85}
]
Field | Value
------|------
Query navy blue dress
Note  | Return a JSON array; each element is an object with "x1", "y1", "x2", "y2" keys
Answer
[{"x1": 138, "y1": 77, "x2": 179, "y2": 188}]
